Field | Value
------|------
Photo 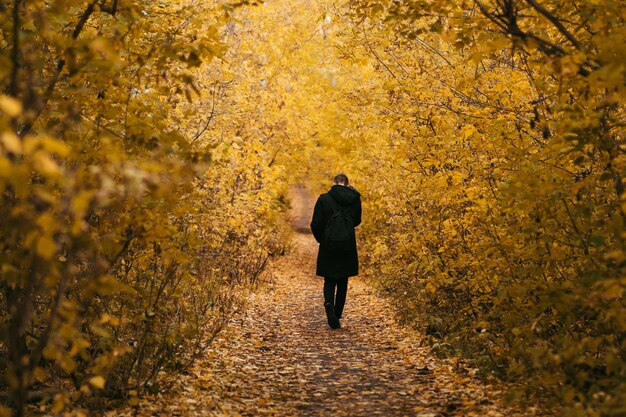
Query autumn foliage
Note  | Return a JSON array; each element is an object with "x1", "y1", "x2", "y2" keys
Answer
[
  {"x1": 334, "y1": 1, "x2": 625, "y2": 415},
  {"x1": 1, "y1": 0, "x2": 625, "y2": 416},
  {"x1": 0, "y1": 0, "x2": 286, "y2": 415}
]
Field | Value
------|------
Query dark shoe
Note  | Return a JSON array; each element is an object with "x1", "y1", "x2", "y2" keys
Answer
[{"x1": 325, "y1": 303, "x2": 340, "y2": 329}]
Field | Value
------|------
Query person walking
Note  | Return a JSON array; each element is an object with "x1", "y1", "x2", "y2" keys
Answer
[{"x1": 310, "y1": 173, "x2": 362, "y2": 329}]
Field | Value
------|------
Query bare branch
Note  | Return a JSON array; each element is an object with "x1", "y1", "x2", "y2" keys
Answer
[
  {"x1": 525, "y1": 0, "x2": 582, "y2": 50},
  {"x1": 475, "y1": 0, "x2": 567, "y2": 58},
  {"x1": 192, "y1": 83, "x2": 221, "y2": 143}
]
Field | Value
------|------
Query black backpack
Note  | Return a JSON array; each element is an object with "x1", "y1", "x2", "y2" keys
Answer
[{"x1": 323, "y1": 194, "x2": 354, "y2": 252}]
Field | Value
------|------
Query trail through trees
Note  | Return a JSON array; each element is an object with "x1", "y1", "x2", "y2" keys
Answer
[
  {"x1": 2, "y1": 0, "x2": 625, "y2": 414},
  {"x1": 115, "y1": 187, "x2": 539, "y2": 417}
]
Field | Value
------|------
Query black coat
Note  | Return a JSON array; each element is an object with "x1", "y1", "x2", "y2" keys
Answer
[{"x1": 310, "y1": 185, "x2": 362, "y2": 278}]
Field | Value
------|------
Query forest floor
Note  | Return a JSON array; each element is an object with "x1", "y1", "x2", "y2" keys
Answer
[{"x1": 113, "y1": 186, "x2": 543, "y2": 417}]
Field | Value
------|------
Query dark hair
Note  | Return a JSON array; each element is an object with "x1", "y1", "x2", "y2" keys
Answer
[{"x1": 333, "y1": 173, "x2": 349, "y2": 185}]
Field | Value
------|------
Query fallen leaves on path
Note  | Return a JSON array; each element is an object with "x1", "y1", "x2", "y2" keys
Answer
[{"x1": 110, "y1": 227, "x2": 544, "y2": 417}]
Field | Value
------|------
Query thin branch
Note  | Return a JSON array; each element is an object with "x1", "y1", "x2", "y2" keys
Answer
[
  {"x1": 475, "y1": 0, "x2": 509, "y2": 32},
  {"x1": 28, "y1": 276, "x2": 67, "y2": 376},
  {"x1": 524, "y1": 0, "x2": 582, "y2": 50},
  {"x1": 19, "y1": 0, "x2": 99, "y2": 137},
  {"x1": 9, "y1": 0, "x2": 20, "y2": 97},
  {"x1": 82, "y1": 113, "x2": 126, "y2": 139},
  {"x1": 72, "y1": 1, "x2": 97, "y2": 39},
  {"x1": 100, "y1": 0, "x2": 119, "y2": 15},
  {"x1": 475, "y1": 0, "x2": 567, "y2": 58},
  {"x1": 267, "y1": 146, "x2": 280, "y2": 167},
  {"x1": 361, "y1": 23, "x2": 398, "y2": 80},
  {"x1": 108, "y1": 234, "x2": 135, "y2": 268},
  {"x1": 561, "y1": 198, "x2": 594, "y2": 260},
  {"x1": 414, "y1": 36, "x2": 453, "y2": 67},
  {"x1": 191, "y1": 83, "x2": 221, "y2": 143}
]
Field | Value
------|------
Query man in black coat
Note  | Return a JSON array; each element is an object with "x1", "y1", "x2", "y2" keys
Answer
[{"x1": 310, "y1": 173, "x2": 362, "y2": 329}]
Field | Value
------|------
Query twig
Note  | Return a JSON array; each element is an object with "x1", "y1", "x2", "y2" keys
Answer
[
  {"x1": 361, "y1": 23, "x2": 398, "y2": 80},
  {"x1": 19, "y1": 0, "x2": 99, "y2": 137},
  {"x1": 192, "y1": 83, "x2": 221, "y2": 143},
  {"x1": 9, "y1": 0, "x2": 20, "y2": 97},
  {"x1": 524, "y1": 0, "x2": 581, "y2": 50}
]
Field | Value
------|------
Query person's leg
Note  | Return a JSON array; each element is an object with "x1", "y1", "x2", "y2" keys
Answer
[
  {"x1": 334, "y1": 277, "x2": 349, "y2": 319},
  {"x1": 323, "y1": 277, "x2": 340, "y2": 329},
  {"x1": 323, "y1": 277, "x2": 336, "y2": 306}
]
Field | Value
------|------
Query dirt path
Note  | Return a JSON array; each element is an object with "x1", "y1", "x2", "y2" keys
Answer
[{"x1": 121, "y1": 186, "x2": 538, "y2": 417}]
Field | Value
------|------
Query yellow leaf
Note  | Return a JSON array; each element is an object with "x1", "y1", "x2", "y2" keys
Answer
[
  {"x1": 0, "y1": 157, "x2": 11, "y2": 178},
  {"x1": 71, "y1": 191, "x2": 94, "y2": 216},
  {"x1": 0, "y1": 95, "x2": 22, "y2": 117},
  {"x1": 51, "y1": 393, "x2": 66, "y2": 413},
  {"x1": 36, "y1": 236, "x2": 57, "y2": 260},
  {"x1": 40, "y1": 136, "x2": 70, "y2": 157},
  {"x1": 33, "y1": 367, "x2": 47, "y2": 382},
  {"x1": 460, "y1": 124, "x2": 478, "y2": 139},
  {"x1": 37, "y1": 213, "x2": 57, "y2": 233},
  {"x1": 33, "y1": 151, "x2": 61, "y2": 177},
  {"x1": 89, "y1": 375, "x2": 106, "y2": 389},
  {"x1": 1, "y1": 132, "x2": 21, "y2": 154},
  {"x1": 43, "y1": 345, "x2": 57, "y2": 360}
]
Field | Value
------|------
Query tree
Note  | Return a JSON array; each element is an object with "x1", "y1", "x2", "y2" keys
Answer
[{"x1": 0, "y1": 1, "x2": 288, "y2": 415}]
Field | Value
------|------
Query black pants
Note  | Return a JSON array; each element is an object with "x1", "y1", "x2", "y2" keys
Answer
[{"x1": 324, "y1": 277, "x2": 348, "y2": 319}]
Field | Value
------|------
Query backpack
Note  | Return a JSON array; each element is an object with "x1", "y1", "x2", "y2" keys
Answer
[{"x1": 323, "y1": 194, "x2": 354, "y2": 252}]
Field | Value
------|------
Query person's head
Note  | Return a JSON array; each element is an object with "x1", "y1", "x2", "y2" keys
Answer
[{"x1": 333, "y1": 173, "x2": 349, "y2": 186}]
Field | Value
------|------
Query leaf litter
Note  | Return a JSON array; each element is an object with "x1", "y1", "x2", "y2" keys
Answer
[{"x1": 109, "y1": 189, "x2": 545, "y2": 417}]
